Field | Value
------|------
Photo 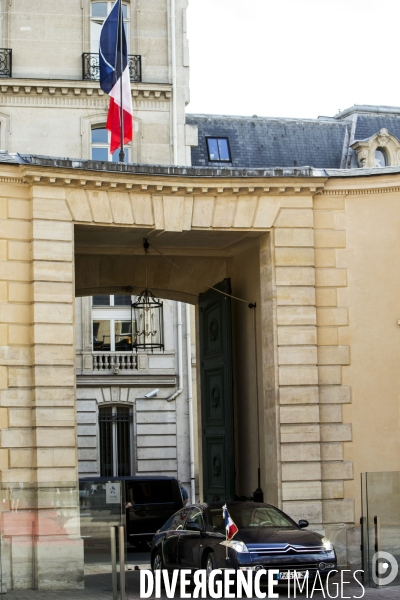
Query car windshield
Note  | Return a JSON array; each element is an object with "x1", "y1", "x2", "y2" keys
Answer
[{"x1": 209, "y1": 505, "x2": 295, "y2": 531}]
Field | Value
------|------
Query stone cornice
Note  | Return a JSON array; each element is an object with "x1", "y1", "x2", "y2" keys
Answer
[
  {"x1": 14, "y1": 158, "x2": 327, "y2": 195},
  {"x1": 319, "y1": 186, "x2": 400, "y2": 196},
  {"x1": 21, "y1": 167, "x2": 326, "y2": 195},
  {"x1": 321, "y1": 171, "x2": 400, "y2": 195},
  {"x1": 0, "y1": 79, "x2": 172, "y2": 100},
  {"x1": 4, "y1": 158, "x2": 400, "y2": 196}
]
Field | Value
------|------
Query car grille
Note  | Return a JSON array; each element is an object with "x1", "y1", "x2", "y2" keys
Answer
[{"x1": 249, "y1": 544, "x2": 325, "y2": 555}]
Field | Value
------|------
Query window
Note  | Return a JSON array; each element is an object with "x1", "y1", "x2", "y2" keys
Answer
[
  {"x1": 374, "y1": 148, "x2": 388, "y2": 168},
  {"x1": 185, "y1": 507, "x2": 204, "y2": 530},
  {"x1": 168, "y1": 508, "x2": 190, "y2": 531},
  {"x1": 208, "y1": 505, "x2": 295, "y2": 531},
  {"x1": 206, "y1": 137, "x2": 231, "y2": 162},
  {"x1": 99, "y1": 405, "x2": 132, "y2": 477},
  {"x1": 92, "y1": 294, "x2": 133, "y2": 351},
  {"x1": 91, "y1": 1, "x2": 129, "y2": 54},
  {"x1": 92, "y1": 295, "x2": 111, "y2": 306},
  {"x1": 91, "y1": 127, "x2": 131, "y2": 163},
  {"x1": 93, "y1": 319, "x2": 132, "y2": 351},
  {"x1": 92, "y1": 295, "x2": 131, "y2": 307},
  {"x1": 93, "y1": 319, "x2": 111, "y2": 351},
  {"x1": 126, "y1": 480, "x2": 176, "y2": 505}
]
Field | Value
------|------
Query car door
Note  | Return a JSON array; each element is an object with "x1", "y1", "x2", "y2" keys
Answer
[
  {"x1": 178, "y1": 507, "x2": 205, "y2": 570},
  {"x1": 163, "y1": 508, "x2": 189, "y2": 570}
]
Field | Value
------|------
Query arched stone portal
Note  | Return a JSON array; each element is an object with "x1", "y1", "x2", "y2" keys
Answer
[{"x1": 1, "y1": 157, "x2": 362, "y2": 587}]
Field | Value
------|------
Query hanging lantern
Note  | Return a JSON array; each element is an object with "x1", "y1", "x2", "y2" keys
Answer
[
  {"x1": 131, "y1": 290, "x2": 164, "y2": 353},
  {"x1": 130, "y1": 238, "x2": 164, "y2": 352}
]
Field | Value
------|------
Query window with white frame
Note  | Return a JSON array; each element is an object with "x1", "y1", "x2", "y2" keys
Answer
[
  {"x1": 91, "y1": 1, "x2": 129, "y2": 53},
  {"x1": 91, "y1": 127, "x2": 131, "y2": 162},
  {"x1": 92, "y1": 294, "x2": 133, "y2": 351}
]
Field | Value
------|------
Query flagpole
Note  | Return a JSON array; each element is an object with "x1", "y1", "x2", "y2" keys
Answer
[
  {"x1": 223, "y1": 504, "x2": 228, "y2": 561},
  {"x1": 118, "y1": 0, "x2": 125, "y2": 163}
]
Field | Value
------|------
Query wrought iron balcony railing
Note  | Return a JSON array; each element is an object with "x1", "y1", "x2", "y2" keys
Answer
[
  {"x1": 0, "y1": 49, "x2": 12, "y2": 78},
  {"x1": 82, "y1": 53, "x2": 141, "y2": 83}
]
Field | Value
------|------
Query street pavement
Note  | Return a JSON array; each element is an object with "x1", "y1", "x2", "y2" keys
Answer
[{"x1": 3, "y1": 552, "x2": 400, "y2": 600}]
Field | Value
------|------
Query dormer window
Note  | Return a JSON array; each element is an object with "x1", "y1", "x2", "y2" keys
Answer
[
  {"x1": 206, "y1": 137, "x2": 231, "y2": 162},
  {"x1": 352, "y1": 129, "x2": 399, "y2": 168},
  {"x1": 374, "y1": 148, "x2": 388, "y2": 168}
]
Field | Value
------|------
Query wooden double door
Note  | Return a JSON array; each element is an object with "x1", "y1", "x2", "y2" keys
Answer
[{"x1": 199, "y1": 279, "x2": 235, "y2": 502}]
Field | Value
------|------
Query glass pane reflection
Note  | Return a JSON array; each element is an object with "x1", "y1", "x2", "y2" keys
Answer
[
  {"x1": 92, "y1": 147, "x2": 108, "y2": 161},
  {"x1": 114, "y1": 295, "x2": 131, "y2": 306},
  {"x1": 375, "y1": 148, "x2": 387, "y2": 168},
  {"x1": 218, "y1": 138, "x2": 230, "y2": 160},
  {"x1": 207, "y1": 138, "x2": 219, "y2": 160},
  {"x1": 91, "y1": 2, "x2": 108, "y2": 18},
  {"x1": 112, "y1": 148, "x2": 129, "y2": 162},
  {"x1": 92, "y1": 128, "x2": 108, "y2": 144},
  {"x1": 93, "y1": 320, "x2": 111, "y2": 350},
  {"x1": 114, "y1": 320, "x2": 132, "y2": 350}
]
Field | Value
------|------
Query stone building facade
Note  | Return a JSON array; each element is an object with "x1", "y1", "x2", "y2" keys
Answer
[
  {"x1": 1, "y1": 156, "x2": 400, "y2": 587},
  {"x1": 0, "y1": 0, "x2": 400, "y2": 591},
  {"x1": 0, "y1": 0, "x2": 193, "y2": 164},
  {"x1": 0, "y1": 0, "x2": 199, "y2": 494}
]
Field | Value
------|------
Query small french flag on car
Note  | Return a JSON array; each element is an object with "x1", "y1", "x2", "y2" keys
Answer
[{"x1": 222, "y1": 504, "x2": 238, "y2": 541}]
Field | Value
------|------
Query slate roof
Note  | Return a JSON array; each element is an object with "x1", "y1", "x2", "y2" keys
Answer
[
  {"x1": 354, "y1": 115, "x2": 400, "y2": 142},
  {"x1": 186, "y1": 114, "x2": 351, "y2": 169},
  {"x1": 187, "y1": 106, "x2": 400, "y2": 169}
]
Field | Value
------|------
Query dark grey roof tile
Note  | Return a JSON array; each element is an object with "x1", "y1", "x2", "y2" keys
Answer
[{"x1": 186, "y1": 114, "x2": 350, "y2": 169}]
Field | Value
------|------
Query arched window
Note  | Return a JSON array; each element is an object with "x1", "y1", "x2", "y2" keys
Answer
[
  {"x1": 91, "y1": 1, "x2": 129, "y2": 53},
  {"x1": 99, "y1": 405, "x2": 133, "y2": 476},
  {"x1": 374, "y1": 147, "x2": 388, "y2": 168},
  {"x1": 91, "y1": 126, "x2": 131, "y2": 162}
]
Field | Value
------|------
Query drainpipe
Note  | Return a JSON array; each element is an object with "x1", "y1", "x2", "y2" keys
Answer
[
  {"x1": 170, "y1": 0, "x2": 178, "y2": 165},
  {"x1": 166, "y1": 302, "x2": 183, "y2": 402},
  {"x1": 186, "y1": 304, "x2": 195, "y2": 503}
]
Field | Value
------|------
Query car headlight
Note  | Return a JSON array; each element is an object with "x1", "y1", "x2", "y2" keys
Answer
[
  {"x1": 321, "y1": 537, "x2": 333, "y2": 551},
  {"x1": 226, "y1": 540, "x2": 249, "y2": 553}
]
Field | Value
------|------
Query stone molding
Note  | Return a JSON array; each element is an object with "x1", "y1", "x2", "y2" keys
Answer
[
  {"x1": 0, "y1": 176, "x2": 24, "y2": 184},
  {"x1": 76, "y1": 376, "x2": 176, "y2": 387},
  {"x1": 18, "y1": 165, "x2": 326, "y2": 197},
  {"x1": 320, "y1": 186, "x2": 400, "y2": 195},
  {"x1": 0, "y1": 80, "x2": 172, "y2": 100}
]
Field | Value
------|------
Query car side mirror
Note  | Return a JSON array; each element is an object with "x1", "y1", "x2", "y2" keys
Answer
[
  {"x1": 298, "y1": 519, "x2": 309, "y2": 529},
  {"x1": 186, "y1": 521, "x2": 202, "y2": 532}
]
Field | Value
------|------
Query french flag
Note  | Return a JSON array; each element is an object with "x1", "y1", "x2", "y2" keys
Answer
[
  {"x1": 99, "y1": 0, "x2": 133, "y2": 156},
  {"x1": 222, "y1": 504, "x2": 238, "y2": 541}
]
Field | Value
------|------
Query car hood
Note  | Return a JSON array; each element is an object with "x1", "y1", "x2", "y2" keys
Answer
[{"x1": 235, "y1": 528, "x2": 323, "y2": 547}]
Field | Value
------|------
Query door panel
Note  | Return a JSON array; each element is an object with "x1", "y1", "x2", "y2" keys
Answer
[
  {"x1": 199, "y1": 279, "x2": 234, "y2": 503},
  {"x1": 178, "y1": 507, "x2": 204, "y2": 569}
]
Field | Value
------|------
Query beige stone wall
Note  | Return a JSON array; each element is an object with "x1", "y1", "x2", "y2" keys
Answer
[
  {"x1": 272, "y1": 196, "x2": 322, "y2": 527},
  {"x1": 0, "y1": 174, "x2": 33, "y2": 482},
  {"x1": 321, "y1": 178, "x2": 400, "y2": 565},
  {"x1": 0, "y1": 169, "x2": 84, "y2": 589}
]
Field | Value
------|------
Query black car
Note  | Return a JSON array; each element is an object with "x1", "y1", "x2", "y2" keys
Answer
[{"x1": 151, "y1": 502, "x2": 336, "y2": 583}]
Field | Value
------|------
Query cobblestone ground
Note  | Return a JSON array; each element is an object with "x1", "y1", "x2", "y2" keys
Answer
[{"x1": 3, "y1": 557, "x2": 400, "y2": 600}]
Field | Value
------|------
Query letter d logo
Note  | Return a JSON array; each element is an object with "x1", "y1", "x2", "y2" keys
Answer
[{"x1": 372, "y1": 551, "x2": 398, "y2": 586}]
